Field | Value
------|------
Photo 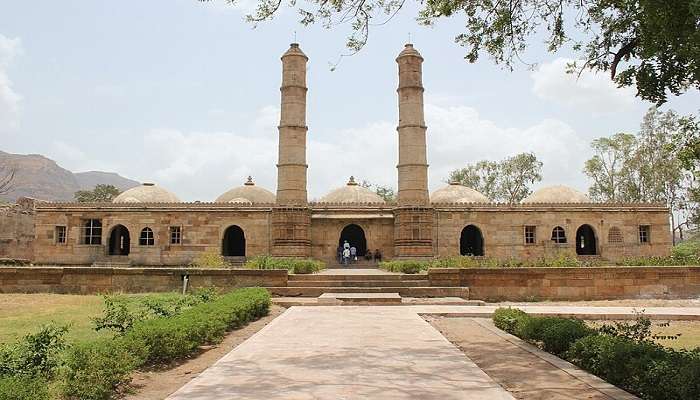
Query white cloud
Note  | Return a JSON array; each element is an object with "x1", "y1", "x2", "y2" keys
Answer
[
  {"x1": 531, "y1": 57, "x2": 637, "y2": 114},
  {"x1": 0, "y1": 34, "x2": 22, "y2": 133}
]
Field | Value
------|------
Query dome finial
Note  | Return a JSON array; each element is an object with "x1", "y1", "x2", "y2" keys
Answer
[
  {"x1": 245, "y1": 176, "x2": 255, "y2": 186},
  {"x1": 347, "y1": 176, "x2": 358, "y2": 186}
]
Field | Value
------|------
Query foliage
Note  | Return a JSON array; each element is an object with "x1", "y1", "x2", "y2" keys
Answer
[
  {"x1": 429, "y1": 254, "x2": 593, "y2": 269},
  {"x1": 615, "y1": 255, "x2": 700, "y2": 266},
  {"x1": 208, "y1": 0, "x2": 700, "y2": 103},
  {"x1": 244, "y1": 255, "x2": 325, "y2": 274},
  {"x1": 671, "y1": 239, "x2": 700, "y2": 258},
  {"x1": 0, "y1": 375, "x2": 48, "y2": 400},
  {"x1": 533, "y1": 318, "x2": 593, "y2": 355},
  {"x1": 189, "y1": 251, "x2": 231, "y2": 268},
  {"x1": 378, "y1": 260, "x2": 429, "y2": 274},
  {"x1": 0, "y1": 324, "x2": 68, "y2": 379},
  {"x1": 492, "y1": 308, "x2": 529, "y2": 334},
  {"x1": 73, "y1": 184, "x2": 121, "y2": 202},
  {"x1": 359, "y1": 179, "x2": 396, "y2": 203},
  {"x1": 448, "y1": 152, "x2": 542, "y2": 204}
]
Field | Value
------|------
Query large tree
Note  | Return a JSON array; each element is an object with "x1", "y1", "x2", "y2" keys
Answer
[
  {"x1": 206, "y1": 0, "x2": 700, "y2": 104},
  {"x1": 448, "y1": 152, "x2": 542, "y2": 203},
  {"x1": 360, "y1": 180, "x2": 397, "y2": 202},
  {"x1": 74, "y1": 184, "x2": 122, "y2": 203}
]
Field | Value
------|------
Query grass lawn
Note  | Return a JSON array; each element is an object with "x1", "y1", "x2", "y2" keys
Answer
[
  {"x1": 653, "y1": 321, "x2": 700, "y2": 350},
  {"x1": 0, "y1": 293, "x2": 110, "y2": 344}
]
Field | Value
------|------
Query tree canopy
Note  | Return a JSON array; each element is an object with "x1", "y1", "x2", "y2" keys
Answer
[
  {"x1": 360, "y1": 180, "x2": 397, "y2": 202},
  {"x1": 448, "y1": 152, "x2": 542, "y2": 203},
  {"x1": 74, "y1": 184, "x2": 121, "y2": 203},
  {"x1": 205, "y1": 0, "x2": 700, "y2": 104}
]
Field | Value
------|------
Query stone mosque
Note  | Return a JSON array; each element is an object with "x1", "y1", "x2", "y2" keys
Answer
[{"x1": 30, "y1": 43, "x2": 671, "y2": 266}]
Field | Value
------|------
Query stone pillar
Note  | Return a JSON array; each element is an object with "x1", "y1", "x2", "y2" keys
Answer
[
  {"x1": 276, "y1": 43, "x2": 308, "y2": 206},
  {"x1": 272, "y1": 43, "x2": 311, "y2": 257},
  {"x1": 393, "y1": 44, "x2": 433, "y2": 258},
  {"x1": 396, "y1": 43, "x2": 429, "y2": 206}
]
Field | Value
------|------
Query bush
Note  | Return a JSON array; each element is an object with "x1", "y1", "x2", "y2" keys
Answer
[
  {"x1": 379, "y1": 260, "x2": 429, "y2": 274},
  {"x1": 0, "y1": 324, "x2": 68, "y2": 379},
  {"x1": 537, "y1": 318, "x2": 593, "y2": 355},
  {"x1": 189, "y1": 251, "x2": 230, "y2": 268},
  {"x1": 245, "y1": 255, "x2": 325, "y2": 274},
  {"x1": 0, "y1": 375, "x2": 49, "y2": 400},
  {"x1": 671, "y1": 239, "x2": 700, "y2": 258},
  {"x1": 492, "y1": 308, "x2": 530, "y2": 334},
  {"x1": 61, "y1": 336, "x2": 148, "y2": 400}
]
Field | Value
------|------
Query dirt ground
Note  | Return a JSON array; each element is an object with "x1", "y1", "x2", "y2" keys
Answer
[{"x1": 125, "y1": 305, "x2": 286, "y2": 400}]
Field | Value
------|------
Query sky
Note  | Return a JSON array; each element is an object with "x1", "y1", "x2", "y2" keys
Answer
[{"x1": 1, "y1": 0, "x2": 698, "y2": 201}]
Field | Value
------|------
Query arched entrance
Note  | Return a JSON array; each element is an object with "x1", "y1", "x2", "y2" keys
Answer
[
  {"x1": 222, "y1": 225, "x2": 246, "y2": 257},
  {"x1": 460, "y1": 225, "x2": 484, "y2": 256},
  {"x1": 108, "y1": 225, "x2": 130, "y2": 256},
  {"x1": 576, "y1": 224, "x2": 597, "y2": 255},
  {"x1": 338, "y1": 224, "x2": 367, "y2": 256}
]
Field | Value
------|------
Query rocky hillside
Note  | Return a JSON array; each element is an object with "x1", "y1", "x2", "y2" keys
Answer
[{"x1": 0, "y1": 151, "x2": 139, "y2": 202}]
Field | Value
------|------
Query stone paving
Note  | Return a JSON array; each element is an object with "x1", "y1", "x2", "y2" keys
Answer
[{"x1": 167, "y1": 306, "x2": 515, "y2": 400}]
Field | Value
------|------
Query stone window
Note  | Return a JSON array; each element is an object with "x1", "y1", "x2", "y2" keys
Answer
[
  {"x1": 55, "y1": 226, "x2": 67, "y2": 244},
  {"x1": 639, "y1": 225, "x2": 650, "y2": 243},
  {"x1": 82, "y1": 219, "x2": 102, "y2": 245},
  {"x1": 608, "y1": 227, "x2": 623, "y2": 244},
  {"x1": 139, "y1": 227, "x2": 155, "y2": 246},
  {"x1": 524, "y1": 226, "x2": 536, "y2": 244},
  {"x1": 169, "y1": 226, "x2": 182, "y2": 245},
  {"x1": 551, "y1": 226, "x2": 567, "y2": 244}
]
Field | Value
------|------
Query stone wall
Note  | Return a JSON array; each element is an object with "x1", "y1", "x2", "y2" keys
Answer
[
  {"x1": 429, "y1": 267, "x2": 700, "y2": 301},
  {"x1": 0, "y1": 267, "x2": 287, "y2": 294},
  {"x1": 0, "y1": 198, "x2": 37, "y2": 261}
]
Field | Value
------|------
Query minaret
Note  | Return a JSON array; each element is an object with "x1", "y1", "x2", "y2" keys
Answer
[
  {"x1": 396, "y1": 43, "x2": 429, "y2": 206},
  {"x1": 276, "y1": 43, "x2": 308, "y2": 206}
]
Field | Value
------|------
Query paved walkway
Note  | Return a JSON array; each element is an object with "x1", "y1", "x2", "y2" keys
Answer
[{"x1": 167, "y1": 307, "x2": 514, "y2": 400}]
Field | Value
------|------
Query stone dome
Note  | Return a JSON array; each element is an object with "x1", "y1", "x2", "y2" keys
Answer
[
  {"x1": 319, "y1": 176, "x2": 386, "y2": 204},
  {"x1": 113, "y1": 183, "x2": 180, "y2": 203},
  {"x1": 215, "y1": 177, "x2": 276, "y2": 204},
  {"x1": 397, "y1": 43, "x2": 423, "y2": 59},
  {"x1": 431, "y1": 182, "x2": 489, "y2": 203},
  {"x1": 522, "y1": 185, "x2": 591, "y2": 204}
]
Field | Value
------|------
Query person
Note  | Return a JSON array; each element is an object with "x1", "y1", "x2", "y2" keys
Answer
[
  {"x1": 336, "y1": 244, "x2": 343, "y2": 263},
  {"x1": 343, "y1": 240, "x2": 350, "y2": 250},
  {"x1": 365, "y1": 249, "x2": 373, "y2": 261},
  {"x1": 342, "y1": 247, "x2": 350, "y2": 266},
  {"x1": 349, "y1": 246, "x2": 357, "y2": 262},
  {"x1": 374, "y1": 249, "x2": 382, "y2": 262}
]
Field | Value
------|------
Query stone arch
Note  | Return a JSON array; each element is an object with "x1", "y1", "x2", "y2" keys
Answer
[
  {"x1": 551, "y1": 226, "x2": 567, "y2": 244},
  {"x1": 108, "y1": 224, "x2": 130, "y2": 256},
  {"x1": 139, "y1": 227, "x2": 155, "y2": 246},
  {"x1": 576, "y1": 224, "x2": 597, "y2": 255},
  {"x1": 460, "y1": 225, "x2": 484, "y2": 256},
  {"x1": 222, "y1": 225, "x2": 246, "y2": 257},
  {"x1": 338, "y1": 224, "x2": 367, "y2": 256}
]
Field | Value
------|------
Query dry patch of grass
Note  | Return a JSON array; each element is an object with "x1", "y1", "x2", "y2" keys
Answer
[
  {"x1": 652, "y1": 321, "x2": 700, "y2": 350},
  {"x1": 0, "y1": 293, "x2": 108, "y2": 344}
]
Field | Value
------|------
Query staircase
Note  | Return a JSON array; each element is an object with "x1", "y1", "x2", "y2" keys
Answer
[
  {"x1": 325, "y1": 259, "x2": 381, "y2": 269},
  {"x1": 269, "y1": 272, "x2": 470, "y2": 298}
]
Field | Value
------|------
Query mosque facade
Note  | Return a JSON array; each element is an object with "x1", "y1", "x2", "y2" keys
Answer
[{"x1": 30, "y1": 43, "x2": 671, "y2": 266}]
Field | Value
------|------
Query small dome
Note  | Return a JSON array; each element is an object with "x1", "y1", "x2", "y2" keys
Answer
[
  {"x1": 113, "y1": 183, "x2": 180, "y2": 203},
  {"x1": 215, "y1": 176, "x2": 276, "y2": 204},
  {"x1": 319, "y1": 176, "x2": 386, "y2": 204},
  {"x1": 397, "y1": 43, "x2": 423, "y2": 59},
  {"x1": 282, "y1": 42, "x2": 308, "y2": 60},
  {"x1": 522, "y1": 185, "x2": 591, "y2": 204},
  {"x1": 431, "y1": 182, "x2": 489, "y2": 203}
]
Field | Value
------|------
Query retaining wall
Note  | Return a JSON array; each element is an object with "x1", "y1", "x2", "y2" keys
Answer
[{"x1": 429, "y1": 267, "x2": 700, "y2": 301}]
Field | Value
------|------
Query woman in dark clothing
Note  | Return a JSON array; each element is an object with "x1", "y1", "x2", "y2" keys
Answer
[{"x1": 374, "y1": 249, "x2": 382, "y2": 262}]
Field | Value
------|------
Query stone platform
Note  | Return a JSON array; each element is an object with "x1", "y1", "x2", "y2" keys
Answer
[{"x1": 318, "y1": 292, "x2": 402, "y2": 305}]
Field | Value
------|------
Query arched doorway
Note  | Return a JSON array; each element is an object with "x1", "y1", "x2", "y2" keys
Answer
[
  {"x1": 222, "y1": 225, "x2": 246, "y2": 257},
  {"x1": 338, "y1": 224, "x2": 367, "y2": 256},
  {"x1": 460, "y1": 225, "x2": 484, "y2": 256},
  {"x1": 108, "y1": 225, "x2": 130, "y2": 256},
  {"x1": 576, "y1": 224, "x2": 597, "y2": 255}
]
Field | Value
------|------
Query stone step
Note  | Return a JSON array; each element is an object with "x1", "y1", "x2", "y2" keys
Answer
[
  {"x1": 289, "y1": 274, "x2": 428, "y2": 281},
  {"x1": 318, "y1": 292, "x2": 402, "y2": 305},
  {"x1": 327, "y1": 264, "x2": 381, "y2": 270},
  {"x1": 288, "y1": 280, "x2": 431, "y2": 288},
  {"x1": 268, "y1": 286, "x2": 469, "y2": 298}
]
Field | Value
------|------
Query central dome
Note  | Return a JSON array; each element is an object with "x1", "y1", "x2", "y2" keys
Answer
[
  {"x1": 522, "y1": 185, "x2": 591, "y2": 203},
  {"x1": 431, "y1": 182, "x2": 489, "y2": 203},
  {"x1": 113, "y1": 183, "x2": 180, "y2": 203},
  {"x1": 319, "y1": 176, "x2": 386, "y2": 204},
  {"x1": 215, "y1": 177, "x2": 276, "y2": 204}
]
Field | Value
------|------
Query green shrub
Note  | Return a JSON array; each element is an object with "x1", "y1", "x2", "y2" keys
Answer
[
  {"x1": 188, "y1": 251, "x2": 230, "y2": 268},
  {"x1": 0, "y1": 324, "x2": 68, "y2": 379},
  {"x1": 244, "y1": 255, "x2": 325, "y2": 274},
  {"x1": 61, "y1": 336, "x2": 148, "y2": 400},
  {"x1": 379, "y1": 260, "x2": 429, "y2": 274},
  {"x1": 492, "y1": 308, "x2": 530, "y2": 334},
  {"x1": 671, "y1": 239, "x2": 700, "y2": 258},
  {"x1": 537, "y1": 318, "x2": 593, "y2": 355},
  {"x1": 0, "y1": 375, "x2": 49, "y2": 400}
]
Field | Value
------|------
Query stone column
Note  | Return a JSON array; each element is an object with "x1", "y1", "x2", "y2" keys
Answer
[
  {"x1": 276, "y1": 43, "x2": 308, "y2": 206},
  {"x1": 396, "y1": 43, "x2": 429, "y2": 206},
  {"x1": 272, "y1": 43, "x2": 311, "y2": 257}
]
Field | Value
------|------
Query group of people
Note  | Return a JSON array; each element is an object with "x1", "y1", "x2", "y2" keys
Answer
[{"x1": 337, "y1": 241, "x2": 382, "y2": 266}]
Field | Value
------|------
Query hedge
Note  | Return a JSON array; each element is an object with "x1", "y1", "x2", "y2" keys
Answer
[
  {"x1": 378, "y1": 260, "x2": 429, "y2": 274},
  {"x1": 61, "y1": 287, "x2": 271, "y2": 400},
  {"x1": 245, "y1": 255, "x2": 325, "y2": 274},
  {"x1": 0, "y1": 375, "x2": 49, "y2": 400}
]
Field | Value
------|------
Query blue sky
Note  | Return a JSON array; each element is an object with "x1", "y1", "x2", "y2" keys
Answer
[{"x1": 1, "y1": 0, "x2": 698, "y2": 201}]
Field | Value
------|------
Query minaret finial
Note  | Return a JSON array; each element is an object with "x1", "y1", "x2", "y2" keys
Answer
[{"x1": 245, "y1": 176, "x2": 254, "y2": 185}]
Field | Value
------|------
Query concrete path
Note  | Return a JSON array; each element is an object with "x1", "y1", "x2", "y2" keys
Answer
[{"x1": 167, "y1": 307, "x2": 515, "y2": 400}]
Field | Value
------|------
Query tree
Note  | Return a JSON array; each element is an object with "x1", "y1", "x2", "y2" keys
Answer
[
  {"x1": 583, "y1": 133, "x2": 636, "y2": 202},
  {"x1": 448, "y1": 152, "x2": 542, "y2": 203},
  {"x1": 205, "y1": 0, "x2": 700, "y2": 104},
  {"x1": 74, "y1": 184, "x2": 121, "y2": 202},
  {"x1": 360, "y1": 180, "x2": 397, "y2": 202}
]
